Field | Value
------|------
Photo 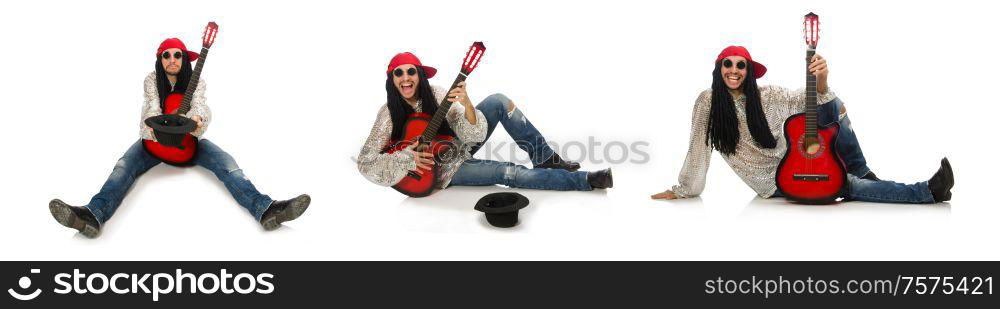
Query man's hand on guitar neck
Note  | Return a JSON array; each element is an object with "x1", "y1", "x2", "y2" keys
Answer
[
  {"x1": 191, "y1": 115, "x2": 204, "y2": 129},
  {"x1": 448, "y1": 82, "x2": 477, "y2": 125},
  {"x1": 405, "y1": 142, "x2": 435, "y2": 172},
  {"x1": 809, "y1": 54, "x2": 830, "y2": 94}
]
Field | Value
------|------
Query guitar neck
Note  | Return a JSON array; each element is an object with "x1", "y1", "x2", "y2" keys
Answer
[
  {"x1": 805, "y1": 47, "x2": 818, "y2": 138},
  {"x1": 420, "y1": 71, "x2": 469, "y2": 142},
  {"x1": 177, "y1": 46, "x2": 210, "y2": 115}
]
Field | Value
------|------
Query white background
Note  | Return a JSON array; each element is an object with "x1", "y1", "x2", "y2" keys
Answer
[{"x1": 1, "y1": 0, "x2": 996, "y2": 260}]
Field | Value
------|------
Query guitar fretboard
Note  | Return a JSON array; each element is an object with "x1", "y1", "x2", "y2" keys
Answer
[
  {"x1": 805, "y1": 47, "x2": 818, "y2": 138},
  {"x1": 177, "y1": 46, "x2": 210, "y2": 115},
  {"x1": 420, "y1": 70, "x2": 469, "y2": 142}
]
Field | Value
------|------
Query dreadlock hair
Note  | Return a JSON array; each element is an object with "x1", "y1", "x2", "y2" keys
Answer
[
  {"x1": 385, "y1": 66, "x2": 457, "y2": 141},
  {"x1": 154, "y1": 52, "x2": 194, "y2": 110},
  {"x1": 706, "y1": 59, "x2": 777, "y2": 156}
]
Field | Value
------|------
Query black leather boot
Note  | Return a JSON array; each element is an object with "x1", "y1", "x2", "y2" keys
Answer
[
  {"x1": 928, "y1": 158, "x2": 954, "y2": 202},
  {"x1": 534, "y1": 153, "x2": 581, "y2": 172},
  {"x1": 49, "y1": 199, "x2": 101, "y2": 238},
  {"x1": 587, "y1": 168, "x2": 613, "y2": 189},
  {"x1": 260, "y1": 194, "x2": 311, "y2": 231}
]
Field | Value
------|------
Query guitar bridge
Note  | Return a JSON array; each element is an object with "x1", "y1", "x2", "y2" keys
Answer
[
  {"x1": 406, "y1": 171, "x2": 422, "y2": 180},
  {"x1": 793, "y1": 174, "x2": 829, "y2": 182}
]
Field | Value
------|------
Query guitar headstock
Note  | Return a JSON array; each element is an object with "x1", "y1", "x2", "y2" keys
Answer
[
  {"x1": 461, "y1": 41, "x2": 486, "y2": 74},
  {"x1": 803, "y1": 12, "x2": 820, "y2": 49},
  {"x1": 202, "y1": 22, "x2": 219, "y2": 48}
]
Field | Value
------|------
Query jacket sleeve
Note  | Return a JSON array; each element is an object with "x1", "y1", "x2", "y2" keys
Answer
[
  {"x1": 670, "y1": 90, "x2": 714, "y2": 198},
  {"x1": 184, "y1": 79, "x2": 211, "y2": 137},
  {"x1": 139, "y1": 73, "x2": 161, "y2": 141},
  {"x1": 357, "y1": 105, "x2": 418, "y2": 186}
]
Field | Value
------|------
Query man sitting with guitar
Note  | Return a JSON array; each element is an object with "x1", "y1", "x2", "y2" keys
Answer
[
  {"x1": 651, "y1": 45, "x2": 954, "y2": 204},
  {"x1": 48, "y1": 36, "x2": 310, "y2": 238},
  {"x1": 358, "y1": 51, "x2": 613, "y2": 195}
]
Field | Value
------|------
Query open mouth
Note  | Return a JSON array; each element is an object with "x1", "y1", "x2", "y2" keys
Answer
[
  {"x1": 400, "y1": 81, "x2": 414, "y2": 93},
  {"x1": 725, "y1": 74, "x2": 742, "y2": 84}
]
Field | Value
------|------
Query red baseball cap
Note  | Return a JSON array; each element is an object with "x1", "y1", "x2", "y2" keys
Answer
[
  {"x1": 386, "y1": 52, "x2": 437, "y2": 78},
  {"x1": 716, "y1": 45, "x2": 766, "y2": 79},
  {"x1": 157, "y1": 38, "x2": 199, "y2": 62}
]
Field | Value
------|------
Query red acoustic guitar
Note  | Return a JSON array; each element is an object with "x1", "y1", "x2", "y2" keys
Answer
[
  {"x1": 776, "y1": 13, "x2": 848, "y2": 204},
  {"x1": 143, "y1": 22, "x2": 219, "y2": 166},
  {"x1": 384, "y1": 42, "x2": 486, "y2": 197}
]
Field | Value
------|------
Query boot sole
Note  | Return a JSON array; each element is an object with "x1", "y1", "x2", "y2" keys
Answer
[
  {"x1": 261, "y1": 195, "x2": 311, "y2": 231},
  {"x1": 49, "y1": 200, "x2": 100, "y2": 238},
  {"x1": 606, "y1": 169, "x2": 614, "y2": 188},
  {"x1": 942, "y1": 158, "x2": 954, "y2": 201}
]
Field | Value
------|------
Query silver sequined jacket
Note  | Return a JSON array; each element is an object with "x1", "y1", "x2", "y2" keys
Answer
[
  {"x1": 139, "y1": 72, "x2": 211, "y2": 140},
  {"x1": 670, "y1": 85, "x2": 838, "y2": 198},
  {"x1": 357, "y1": 85, "x2": 487, "y2": 189}
]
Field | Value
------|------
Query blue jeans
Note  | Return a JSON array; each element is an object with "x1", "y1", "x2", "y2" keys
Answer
[
  {"x1": 85, "y1": 139, "x2": 274, "y2": 224},
  {"x1": 450, "y1": 93, "x2": 592, "y2": 191},
  {"x1": 451, "y1": 159, "x2": 592, "y2": 191},
  {"x1": 844, "y1": 174, "x2": 935, "y2": 203},
  {"x1": 467, "y1": 93, "x2": 555, "y2": 165},
  {"x1": 819, "y1": 98, "x2": 871, "y2": 178},
  {"x1": 771, "y1": 175, "x2": 934, "y2": 203}
]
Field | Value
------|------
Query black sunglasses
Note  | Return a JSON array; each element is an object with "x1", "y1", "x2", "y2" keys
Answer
[
  {"x1": 393, "y1": 67, "x2": 418, "y2": 77},
  {"x1": 161, "y1": 51, "x2": 184, "y2": 60},
  {"x1": 722, "y1": 59, "x2": 747, "y2": 70}
]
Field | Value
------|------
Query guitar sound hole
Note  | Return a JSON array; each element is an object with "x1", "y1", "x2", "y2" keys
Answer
[
  {"x1": 803, "y1": 137, "x2": 820, "y2": 155},
  {"x1": 797, "y1": 135, "x2": 826, "y2": 158}
]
